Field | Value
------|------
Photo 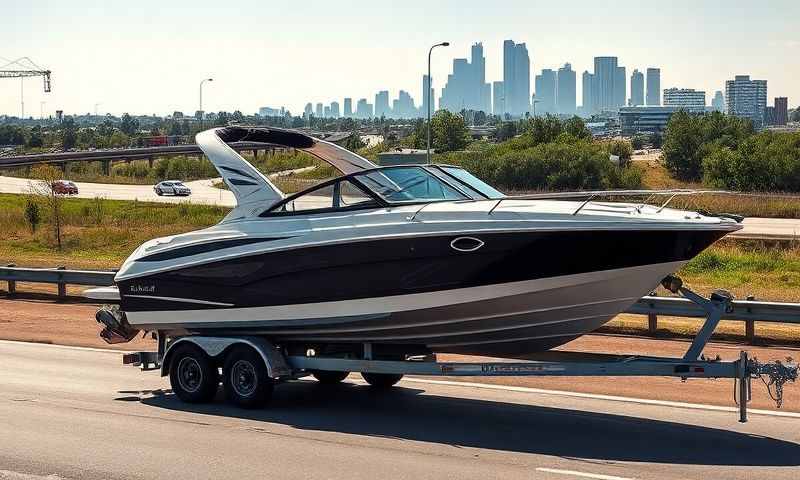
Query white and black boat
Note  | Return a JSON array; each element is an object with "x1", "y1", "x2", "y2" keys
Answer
[{"x1": 89, "y1": 126, "x2": 741, "y2": 358}]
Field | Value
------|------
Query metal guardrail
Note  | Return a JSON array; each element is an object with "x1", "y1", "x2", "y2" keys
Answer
[
  {"x1": 0, "y1": 264, "x2": 115, "y2": 298},
  {"x1": 1, "y1": 265, "x2": 799, "y2": 342}
]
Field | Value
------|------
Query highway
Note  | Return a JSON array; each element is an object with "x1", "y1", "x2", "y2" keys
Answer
[{"x1": 1, "y1": 340, "x2": 799, "y2": 480}]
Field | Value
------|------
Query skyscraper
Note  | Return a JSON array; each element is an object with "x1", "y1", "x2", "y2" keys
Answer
[
  {"x1": 303, "y1": 103, "x2": 313, "y2": 118},
  {"x1": 775, "y1": 97, "x2": 788, "y2": 125},
  {"x1": 375, "y1": 90, "x2": 390, "y2": 118},
  {"x1": 392, "y1": 90, "x2": 416, "y2": 118},
  {"x1": 593, "y1": 57, "x2": 618, "y2": 112},
  {"x1": 503, "y1": 40, "x2": 531, "y2": 116},
  {"x1": 439, "y1": 43, "x2": 491, "y2": 114},
  {"x1": 534, "y1": 69, "x2": 557, "y2": 115},
  {"x1": 646, "y1": 68, "x2": 661, "y2": 106},
  {"x1": 630, "y1": 69, "x2": 644, "y2": 106},
  {"x1": 557, "y1": 63, "x2": 576, "y2": 115},
  {"x1": 711, "y1": 91, "x2": 724, "y2": 111},
  {"x1": 492, "y1": 81, "x2": 504, "y2": 115},
  {"x1": 614, "y1": 66, "x2": 626, "y2": 109},
  {"x1": 343, "y1": 98, "x2": 353, "y2": 117},
  {"x1": 421, "y1": 75, "x2": 434, "y2": 116},
  {"x1": 330, "y1": 101, "x2": 340, "y2": 118},
  {"x1": 581, "y1": 70, "x2": 596, "y2": 115},
  {"x1": 725, "y1": 75, "x2": 767, "y2": 128},
  {"x1": 315, "y1": 103, "x2": 323, "y2": 118}
]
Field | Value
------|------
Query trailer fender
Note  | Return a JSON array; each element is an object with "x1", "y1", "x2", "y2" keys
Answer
[{"x1": 160, "y1": 336, "x2": 292, "y2": 379}]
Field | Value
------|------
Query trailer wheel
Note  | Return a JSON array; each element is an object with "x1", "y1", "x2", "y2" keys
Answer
[
  {"x1": 168, "y1": 344, "x2": 218, "y2": 403},
  {"x1": 311, "y1": 370, "x2": 350, "y2": 385},
  {"x1": 222, "y1": 346, "x2": 273, "y2": 408},
  {"x1": 361, "y1": 372, "x2": 403, "y2": 388}
]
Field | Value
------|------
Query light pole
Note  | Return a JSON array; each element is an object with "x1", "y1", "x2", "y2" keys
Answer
[
  {"x1": 427, "y1": 42, "x2": 449, "y2": 164},
  {"x1": 94, "y1": 103, "x2": 102, "y2": 116},
  {"x1": 199, "y1": 78, "x2": 213, "y2": 129}
]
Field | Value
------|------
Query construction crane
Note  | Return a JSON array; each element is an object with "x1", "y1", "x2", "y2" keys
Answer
[{"x1": 1, "y1": 57, "x2": 51, "y2": 118}]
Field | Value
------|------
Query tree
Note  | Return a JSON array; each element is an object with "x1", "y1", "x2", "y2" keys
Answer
[
  {"x1": 495, "y1": 122, "x2": 517, "y2": 142},
  {"x1": 562, "y1": 116, "x2": 592, "y2": 140},
  {"x1": 60, "y1": 117, "x2": 78, "y2": 150},
  {"x1": 430, "y1": 110, "x2": 469, "y2": 152},
  {"x1": 24, "y1": 198, "x2": 41, "y2": 233},
  {"x1": 27, "y1": 126, "x2": 44, "y2": 148},
  {"x1": 29, "y1": 165, "x2": 65, "y2": 250},
  {"x1": 120, "y1": 113, "x2": 139, "y2": 136},
  {"x1": 631, "y1": 135, "x2": 645, "y2": 150}
]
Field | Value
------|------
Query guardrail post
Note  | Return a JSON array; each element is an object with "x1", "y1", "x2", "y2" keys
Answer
[
  {"x1": 57, "y1": 265, "x2": 66, "y2": 299},
  {"x1": 647, "y1": 292, "x2": 658, "y2": 333},
  {"x1": 745, "y1": 295, "x2": 756, "y2": 343},
  {"x1": 6, "y1": 263, "x2": 16, "y2": 295}
]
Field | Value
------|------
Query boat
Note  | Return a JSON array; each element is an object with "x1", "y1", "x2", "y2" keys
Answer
[{"x1": 89, "y1": 126, "x2": 742, "y2": 358}]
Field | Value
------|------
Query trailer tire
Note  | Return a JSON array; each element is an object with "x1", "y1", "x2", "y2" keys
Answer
[
  {"x1": 168, "y1": 344, "x2": 218, "y2": 403},
  {"x1": 311, "y1": 370, "x2": 350, "y2": 385},
  {"x1": 222, "y1": 346, "x2": 273, "y2": 408},
  {"x1": 361, "y1": 372, "x2": 403, "y2": 388}
]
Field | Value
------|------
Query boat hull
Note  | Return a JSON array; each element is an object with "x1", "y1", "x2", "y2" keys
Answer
[{"x1": 118, "y1": 228, "x2": 728, "y2": 357}]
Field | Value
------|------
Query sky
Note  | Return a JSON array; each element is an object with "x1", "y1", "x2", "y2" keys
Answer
[{"x1": 1, "y1": 0, "x2": 798, "y2": 117}]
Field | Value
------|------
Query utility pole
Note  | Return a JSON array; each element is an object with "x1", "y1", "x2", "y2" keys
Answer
[
  {"x1": 199, "y1": 78, "x2": 213, "y2": 129},
  {"x1": 20, "y1": 77, "x2": 24, "y2": 119},
  {"x1": 427, "y1": 42, "x2": 449, "y2": 164}
]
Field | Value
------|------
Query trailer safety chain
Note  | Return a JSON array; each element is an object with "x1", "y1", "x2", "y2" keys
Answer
[{"x1": 748, "y1": 358, "x2": 798, "y2": 408}]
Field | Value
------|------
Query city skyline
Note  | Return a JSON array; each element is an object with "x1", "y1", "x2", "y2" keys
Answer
[{"x1": 1, "y1": 0, "x2": 798, "y2": 117}]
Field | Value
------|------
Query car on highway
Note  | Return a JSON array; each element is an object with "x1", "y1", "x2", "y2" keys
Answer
[
  {"x1": 51, "y1": 180, "x2": 78, "y2": 195},
  {"x1": 154, "y1": 180, "x2": 191, "y2": 196}
]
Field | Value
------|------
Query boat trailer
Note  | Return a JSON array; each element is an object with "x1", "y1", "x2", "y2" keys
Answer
[{"x1": 123, "y1": 276, "x2": 797, "y2": 423}]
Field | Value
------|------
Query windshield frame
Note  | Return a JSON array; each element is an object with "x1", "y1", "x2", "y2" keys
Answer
[{"x1": 262, "y1": 165, "x2": 484, "y2": 217}]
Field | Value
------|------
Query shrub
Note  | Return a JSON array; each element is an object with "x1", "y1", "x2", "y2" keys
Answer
[{"x1": 24, "y1": 198, "x2": 41, "y2": 233}]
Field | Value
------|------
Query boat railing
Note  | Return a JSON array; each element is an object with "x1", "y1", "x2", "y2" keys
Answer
[{"x1": 487, "y1": 189, "x2": 742, "y2": 216}]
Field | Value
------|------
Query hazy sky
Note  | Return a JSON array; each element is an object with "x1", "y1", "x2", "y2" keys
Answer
[{"x1": 2, "y1": 0, "x2": 798, "y2": 117}]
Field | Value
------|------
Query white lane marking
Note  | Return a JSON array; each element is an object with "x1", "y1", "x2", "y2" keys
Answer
[
  {"x1": 2, "y1": 339, "x2": 799, "y2": 419},
  {"x1": 400, "y1": 377, "x2": 800, "y2": 419},
  {"x1": 536, "y1": 467, "x2": 635, "y2": 480},
  {"x1": 0, "y1": 470, "x2": 66, "y2": 480}
]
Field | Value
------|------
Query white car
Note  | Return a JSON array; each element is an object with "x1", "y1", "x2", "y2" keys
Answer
[{"x1": 154, "y1": 180, "x2": 191, "y2": 196}]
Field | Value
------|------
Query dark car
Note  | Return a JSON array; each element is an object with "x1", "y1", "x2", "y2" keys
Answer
[
  {"x1": 154, "y1": 180, "x2": 191, "y2": 196},
  {"x1": 52, "y1": 180, "x2": 78, "y2": 195}
]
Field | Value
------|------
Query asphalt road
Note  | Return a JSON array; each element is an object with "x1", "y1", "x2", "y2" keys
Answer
[{"x1": 2, "y1": 340, "x2": 799, "y2": 480}]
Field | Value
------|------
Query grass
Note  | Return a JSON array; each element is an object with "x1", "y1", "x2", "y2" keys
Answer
[{"x1": 631, "y1": 158, "x2": 800, "y2": 219}]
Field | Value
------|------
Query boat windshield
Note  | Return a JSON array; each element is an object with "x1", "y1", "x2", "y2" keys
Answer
[
  {"x1": 439, "y1": 166, "x2": 505, "y2": 199},
  {"x1": 354, "y1": 167, "x2": 469, "y2": 203}
]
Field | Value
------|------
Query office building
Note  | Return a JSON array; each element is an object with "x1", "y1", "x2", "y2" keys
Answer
[
  {"x1": 646, "y1": 68, "x2": 661, "y2": 106},
  {"x1": 421, "y1": 75, "x2": 434, "y2": 116},
  {"x1": 439, "y1": 42, "x2": 492, "y2": 114},
  {"x1": 725, "y1": 75, "x2": 768, "y2": 128},
  {"x1": 582, "y1": 70, "x2": 596, "y2": 115},
  {"x1": 392, "y1": 90, "x2": 417, "y2": 118},
  {"x1": 765, "y1": 106, "x2": 776, "y2": 126},
  {"x1": 315, "y1": 103, "x2": 323, "y2": 118},
  {"x1": 303, "y1": 103, "x2": 313, "y2": 118},
  {"x1": 258, "y1": 106, "x2": 285, "y2": 117},
  {"x1": 330, "y1": 101, "x2": 340, "y2": 118},
  {"x1": 619, "y1": 105, "x2": 705, "y2": 135},
  {"x1": 775, "y1": 97, "x2": 788, "y2": 125},
  {"x1": 492, "y1": 81, "x2": 504, "y2": 115},
  {"x1": 630, "y1": 69, "x2": 644, "y2": 106},
  {"x1": 663, "y1": 88, "x2": 706, "y2": 107},
  {"x1": 534, "y1": 69, "x2": 557, "y2": 115},
  {"x1": 557, "y1": 63, "x2": 576, "y2": 115},
  {"x1": 593, "y1": 57, "x2": 620, "y2": 112},
  {"x1": 343, "y1": 98, "x2": 353, "y2": 117},
  {"x1": 375, "y1": 90, "x2": 390, "y2": 118},
  {"x1": 355, "y1": 98, "x2": 373, "y2": 119},
  {"x1": 503, "y1": 40, "x2": 531, "y2": 116},
  {"x1": 614, "y1": 66, "x2": 626, "y2": 109},
  {"x1": 711, "y1": 91, "x2": 724, "y2": 112}
]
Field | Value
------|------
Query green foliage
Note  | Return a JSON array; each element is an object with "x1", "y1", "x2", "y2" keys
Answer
[
  {"x1": 631, "y1": 135, "x2": 645, "y2": 150},
  {"x1": 23, "y1": 198, "x2": 41, "y2": 233},
  {"x1": 495, "y1": 122, "x2": 517, "y2": 142},
  {"x1": 120, "y1": 113, "x2": 139, "y2": 136},
  {"x1": 662, "y1": 110, "x2": 753, "y2": 181},
  {"x1": 60, "y1": 117, "x2": 78, "y2": 150},
  {"x1": 430, "y1": 110, "x2": 469, "y2": 152},
  {"x1": 702, "y1": 131, "x2": 800, "y2": 191},
  {"x1": 604, "y1": 139, "x2": 633, "y2": 162}
]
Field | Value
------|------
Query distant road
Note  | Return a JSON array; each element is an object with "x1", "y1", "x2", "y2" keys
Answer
[
  {"x1": 1, "y1": 340, "x2": 799, "y2": 480},
  {"x1": 0, "y1": 174, "x2": 797, "y2": 238}
]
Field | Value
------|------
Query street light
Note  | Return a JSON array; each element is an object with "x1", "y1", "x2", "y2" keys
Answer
[
  {"x1": 427, "y1": 42, "x2": 449, "y2": 164},
  {"x1": 199, "y1": 78, "x2": 214, "y2": 129}
]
